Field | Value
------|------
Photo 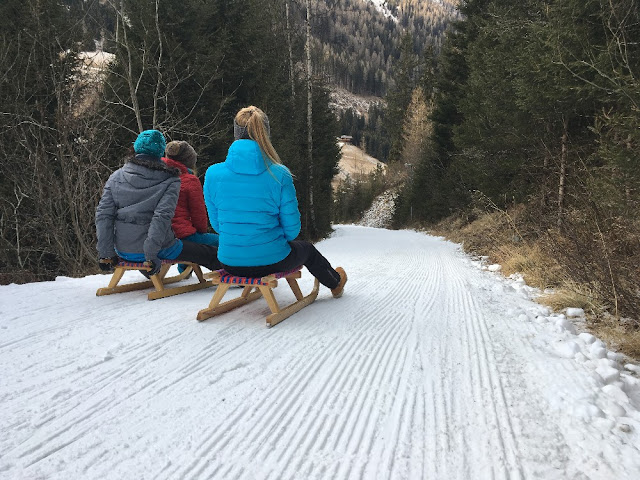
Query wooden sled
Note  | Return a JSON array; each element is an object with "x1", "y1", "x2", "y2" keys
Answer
[
  {"x1": 197, "y1": 267, "x2": 320, "y2": 327},
  {"x1": 96, "y1": 259, "x2": 216, "y2": 300}
]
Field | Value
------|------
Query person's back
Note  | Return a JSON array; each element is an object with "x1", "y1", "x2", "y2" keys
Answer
[
  {"x1": 163, "y1": 141, "x2": 219, "y2": 275},
  {"x1": 96, "y1": 129, "x2": 221, "y2": 275},
  {"x1": 204, "y1": 139, "x2": 299, "y2": 267},
  {"x1": 96, "y1": 131, "x2": 182, "y2": 263},
  {"x1": 163, "y1": 141, "x2": 213, "y2": 242},
  {"x1": 103, "y1": 156, "x2": 181, "y2": 257},
  {"x1": 204, "y1": 105, "x2": 347, "y2": 298}
]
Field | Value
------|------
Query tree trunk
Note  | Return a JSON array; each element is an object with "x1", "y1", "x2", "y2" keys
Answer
[
  {"x1": 152, "y1": 0, "x2": 163, "y2": 129},
  {"x1": 541, "y1": 143, "x2": 550, "y2": 208},
  {"x1": 119, "y1": 0, "x2": 143, "y2": 132},
  {"x1": 286, "y1": 0, "x2": 295, "y2": 99},
  {"x1": 540, "y1": 123, "x2": 552, "y2": 208},
  {"x1": 305, "y1": 0, "x2": 316, "y2": 236},
  {"x1": 557, "y1": 117, "x2": 568, "y2": 229}
]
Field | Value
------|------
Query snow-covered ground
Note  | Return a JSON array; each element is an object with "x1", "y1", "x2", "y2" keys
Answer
[
  {"x1": 368, "y1": 0, "x2": 398, "y2": 22},
  {"x1": 359, "y1": 190, "x2": 397, "y2": 228},
  {"x1": 1, "y1": 225, "x2": 639, "y2": 479}
]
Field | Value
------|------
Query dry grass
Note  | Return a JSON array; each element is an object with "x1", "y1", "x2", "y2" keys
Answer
[
  {"x1": 333, "y1": 143, "x2": 386, "y2": 190},
  {"x1": 591, "y1": 317, "x2": 640, "y2": 359},
  {"x1": 433, "y1": 209, "x2": 511, "y2": 253},
  {"x1": 538, "y1": 284, "x2": 598, "y2": 312},
  {"x1": 432, "y1": 208, "x2": 640, "y2": 361},
  {"x1": 494, "y1": 244, "x2": 564, "y2": 290}
]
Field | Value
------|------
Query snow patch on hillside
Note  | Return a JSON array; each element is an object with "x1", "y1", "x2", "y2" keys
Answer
[
  {"x1": 368, "y1": 0, "x2": 398, "y2": 22},
  {"x1": 329, "y1": 86, "x2": 384, "y2": 117},
  {"x1": 78, "y1": 51, "x2": 114, "y2": 79},
  {"x1": 359, "y1": 190, "x2": 397, "y2": 228}
]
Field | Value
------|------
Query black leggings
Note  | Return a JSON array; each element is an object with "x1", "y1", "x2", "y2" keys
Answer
[
  {"x1": 222, "y1": 241, "x2": 340, "y2": 289},
  {"x1": 175, "y1": 240, "x2": 222, "y2": 272}
]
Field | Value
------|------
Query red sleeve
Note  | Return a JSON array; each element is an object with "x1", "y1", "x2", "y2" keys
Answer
[{"x1": 185, "y1": 175, "x2": 209, "y2": 233}]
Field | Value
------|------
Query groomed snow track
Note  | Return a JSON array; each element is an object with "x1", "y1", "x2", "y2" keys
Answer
[{"x1": 1, "y1": 226, "x2": 638, "y2": 479}]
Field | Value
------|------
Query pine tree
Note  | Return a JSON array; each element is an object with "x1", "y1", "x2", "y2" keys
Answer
[{"x1": 384, "y1": 32, "x2": 418, "y2": 163}]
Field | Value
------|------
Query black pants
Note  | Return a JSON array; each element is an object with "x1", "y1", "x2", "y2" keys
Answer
[
  {"x1": 175, "y1": 240, "x2": 221, "y2": 272},
  {"x1": 223, "y1": 241, "x2": 340, "y2": 289}
]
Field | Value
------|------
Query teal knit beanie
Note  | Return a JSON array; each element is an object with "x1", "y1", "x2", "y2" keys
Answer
[{"x1": 133, "y1": 129, "x2": 166, "y2": 158}]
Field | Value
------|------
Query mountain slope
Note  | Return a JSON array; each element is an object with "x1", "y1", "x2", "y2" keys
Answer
[
  {"x1": 333, "y1": 143, "x2": 386, "y2": 187},
  {"x1": 310, "y1": 0, "x2": 458, "y2": 95},
  {"x1": 1, "y1": 226, "x2": 639, "y2": 479}
]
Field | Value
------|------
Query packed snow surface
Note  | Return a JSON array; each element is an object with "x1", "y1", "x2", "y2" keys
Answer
[{"x1": 1, "y1": 226, "x2": 639, "y2": 479}]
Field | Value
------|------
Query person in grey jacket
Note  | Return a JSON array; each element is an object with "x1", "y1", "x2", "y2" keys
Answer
[{"x1": 96, "y1": 129, "x2": 221, "y2": 275}]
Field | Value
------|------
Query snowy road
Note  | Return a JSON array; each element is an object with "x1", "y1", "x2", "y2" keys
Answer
[{"x1": 1, "y1": 226, "x2": 639, "y2": 479}]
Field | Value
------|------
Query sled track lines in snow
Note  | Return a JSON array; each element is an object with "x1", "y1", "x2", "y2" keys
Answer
[
  {"x1": 165, "y1": 242, "x2": 440, "y2": 480},
  {"x1": 429, "y1": 251, "x2": 524, "y2": 479},
  {"x1": 3, "y1": 226, "x2": 639, "y2": 480}
]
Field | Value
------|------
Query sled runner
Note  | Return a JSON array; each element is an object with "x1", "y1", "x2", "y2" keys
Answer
[
  {"x1": 196, "y1": 267, "x2": 320, "y2": 327},
  {"x1": 96, "y1": 260, "x2": 216, "y2": 300}
]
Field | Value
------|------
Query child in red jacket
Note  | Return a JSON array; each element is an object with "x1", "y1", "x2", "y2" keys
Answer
[{"x1": 164, "y1": 141, "x2": 219, "y2": 273}]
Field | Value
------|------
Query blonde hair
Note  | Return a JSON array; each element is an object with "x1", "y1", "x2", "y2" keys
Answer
[{"x1": 234, "y1": 106, "x2": 282, "y2": 167}]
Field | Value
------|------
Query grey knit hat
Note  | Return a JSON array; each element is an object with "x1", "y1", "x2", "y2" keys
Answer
[{"x1": 165, "y1": 141, "x2": 197, "y2": 169}]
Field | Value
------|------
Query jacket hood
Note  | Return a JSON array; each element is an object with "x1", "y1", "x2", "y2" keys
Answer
[
  {"x1": 163, "y1": 156, "x2": 189, "y2": 175},
  {"x1": 225, "y1": 140, "x2": 271, "y2": 175},
  {"x1": 122, "y1": 154, "x2": 180, "y2": 188}
]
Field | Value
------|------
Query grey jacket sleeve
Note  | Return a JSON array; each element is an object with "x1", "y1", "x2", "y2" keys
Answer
[
  {"x1": 143, "y1": 178, "x2": 180, "y2": 261},
  {"x1": 95, "y1": 173, "x2": 118, "y2": 259}
]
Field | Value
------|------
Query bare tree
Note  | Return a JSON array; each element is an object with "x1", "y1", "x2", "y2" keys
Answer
[
  {"x1": 401, "y1": 87, "x2": 431, "y2": 166},
  {"x1": 557, "y1": 116, "x2": 568, "y2": 229},
  {"x1": 0, "y1": 15, "x2": 115, "y2": 281},
  {"x1": 104, "y1": 0, "x2": 226, "y2": 141},
  {"x1": 305, "y1": 0, "x2": 316, "y2": 235},
  {"x1": 115, "y1": 0, "x2": 144, "y2": 132}
]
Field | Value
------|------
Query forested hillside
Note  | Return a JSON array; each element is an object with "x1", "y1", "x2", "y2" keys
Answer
[
  {"x1": 0, "y1": 0, "x2": 340, "y2": 282},
  {"x1": 386, "y1": 0, "x2": 640, "y2": 340},
  {"x1": 310, "y1": 0, "x2": 457, "y2": 95},
  {"x1": 64, "y1": 0, "x2": 458, "y2": 98}
]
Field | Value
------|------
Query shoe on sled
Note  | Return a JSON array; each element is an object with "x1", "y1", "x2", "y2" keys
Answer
[{"x1": 331, "y1": 267, "x2": 347, "y2": 298}]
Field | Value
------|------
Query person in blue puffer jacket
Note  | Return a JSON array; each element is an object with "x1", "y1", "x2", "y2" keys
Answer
[{"x1": 203, "y1": 106, "x2": 347, "y2": 297}]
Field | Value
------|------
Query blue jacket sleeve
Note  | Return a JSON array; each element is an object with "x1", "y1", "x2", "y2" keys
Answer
[
  {"x1": 279, "y1": 169, "x2": 301, "y2": 241},
  {"x1": 203, "y1": 166, "x2": 219, "y2": 233}
]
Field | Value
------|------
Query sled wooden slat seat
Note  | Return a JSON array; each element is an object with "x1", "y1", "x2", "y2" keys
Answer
[
  {"x1": 96, "y1": 259, "x2": 216, "y2": 300},
  {"x1": 197, "y1": 267, "x2": 320, "y2": 327}
]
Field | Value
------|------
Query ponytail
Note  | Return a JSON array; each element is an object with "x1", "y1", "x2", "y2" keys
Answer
[{"x1": 234, "y1": 106, "x2": 282, "y2": 167}]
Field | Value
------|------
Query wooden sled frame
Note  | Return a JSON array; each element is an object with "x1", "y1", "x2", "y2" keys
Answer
[
  {"x1": 197, "y1": 267, "x2": 320, "y2": 327},
  {"x1": 96, "y1": 260, "x2": 216, "y2": 300}
]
